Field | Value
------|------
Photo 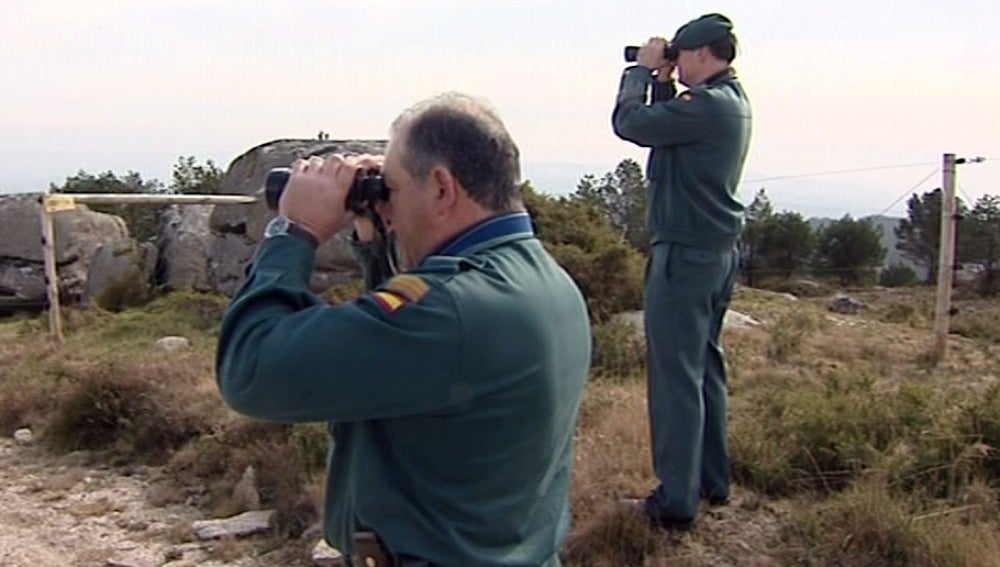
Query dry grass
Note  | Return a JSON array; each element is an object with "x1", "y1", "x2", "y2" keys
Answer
[{"x1": 2, "y1": 285, "x2": 1000, "y2": 566}]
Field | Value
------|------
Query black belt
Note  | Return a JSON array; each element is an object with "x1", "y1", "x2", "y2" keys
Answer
[{"x1": 352, "y1": 531, "x2": 432, "y2": 567}]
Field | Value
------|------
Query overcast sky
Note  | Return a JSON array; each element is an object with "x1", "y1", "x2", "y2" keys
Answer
[{"x1": 2, "y1": 0, "x2": 998, "y2": 218}]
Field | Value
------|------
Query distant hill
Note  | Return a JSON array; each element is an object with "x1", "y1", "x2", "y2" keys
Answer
[{"x1": 808, "y1": 215, "x2": 928, "y2": 279}]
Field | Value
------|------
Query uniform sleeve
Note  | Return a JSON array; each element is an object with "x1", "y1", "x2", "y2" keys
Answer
[
  {"x1": 651, "y1": 78, "x2": 676, "y2": 103},
  {"x1": 612, "y1": 66, "x2": 706, "y2": 147},
  {"x1": 216, "y1": 235, "x2": 462, "y2": 423}
]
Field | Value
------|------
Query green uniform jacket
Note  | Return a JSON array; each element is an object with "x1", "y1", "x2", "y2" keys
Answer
[
  {"x1": 216, "y1": 213, "x2": 591, "y2": 567},
  {"x1": 613, "y1": 66, "x2": 752, "y2": 251}
]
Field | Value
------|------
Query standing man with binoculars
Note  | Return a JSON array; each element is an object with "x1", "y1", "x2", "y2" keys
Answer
[
  {"x1": 613, "y1": 13, "x2": 752, "y2": 530},
  {"x1": 216, "y1": 92, "x2": 591, "y2": 566}
]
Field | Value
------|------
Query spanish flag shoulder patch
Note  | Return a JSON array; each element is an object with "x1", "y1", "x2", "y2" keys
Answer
[
  {"x1": 384, "y1": 274, "x2": 430, "y2": 303},
  {"x1": 372, "y1": 291, "x2": 406, "y2": 314},
  {"x1": 370, "y1": 275, "x2": 430, "y2": 315}
]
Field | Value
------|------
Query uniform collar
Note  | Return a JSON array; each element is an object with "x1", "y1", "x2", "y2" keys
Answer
[
  {"x1": 704, "y1": 67, "x2": 735, "y2": 85},
  {"x1": 431, "y1": 212, "x2": 534, "y2": 257}
]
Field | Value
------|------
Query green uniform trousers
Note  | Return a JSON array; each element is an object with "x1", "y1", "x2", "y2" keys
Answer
[{"x1": 644, "y1": 242, "x2": 737, "y2": 520}]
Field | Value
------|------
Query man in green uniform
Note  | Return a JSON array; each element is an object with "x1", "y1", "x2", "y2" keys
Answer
[
  {"x1": 612, "y1": 13, "x2": 752, "y2": 529},
  {"x1": 216, "y1": 93, "x2": 591, "y2": 566}
]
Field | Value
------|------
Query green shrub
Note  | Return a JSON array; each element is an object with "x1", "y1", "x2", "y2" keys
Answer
[
  {"x1": 590, "y1": 318, "x2": 645, "y2": 380},
  {"x1": 959, "y1": 383, "x2": 1000, "y2": 481},
  {"x1": 45, "y1": 359, "x2": 211, "y2": 459},
  {"x1": 880, "y1": 301, "x2": 916, "y2": 324},
  {"x1": 523, "y1": 185, "x2": 645, "y2": 322},
  {"x1": 879, "y1": 263, "x2": 918, "y2": 287},
  {"x1": 949, "y1": 305, "x2": 1000, "y2": 343},
  {"x1": 548, "y1": 243, "x2": 643, "y2": 323},
  {"x1": 766, "y1": 311, "x2": 819, "y2": 362},
  {"x1": 167, "y1": 419, "x2": 328, "y2": 537},
  {"x1": 731, "y1": 369, "x2": 958, "y2": 496}
]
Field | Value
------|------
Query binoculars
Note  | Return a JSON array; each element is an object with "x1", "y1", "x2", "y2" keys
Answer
[
  {"x1": 623, "y1": 43, "x2": 679, "y2": 63},
  {"x1": 264, "y1": 166, "x2": 388, "y2": 215}
]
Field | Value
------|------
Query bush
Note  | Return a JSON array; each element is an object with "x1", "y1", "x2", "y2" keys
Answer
[
  {"x1": 730, "y1": 368, "x2": 962, "y2": 497},
  {"x1": 766, "y1": 311, "x2": 819, "y2": 362},
  {"x1": 548, "y1": 243, "x2": 643, "y2": 323},
  {"x1": 523, "y1": 185, "x2": 645, "y2": 321},
  {"x1": 879, "y1": 263, "x2": 918, "y2": 287},
  {"x1": 959, "y1": 383, "x2": 1000, "y2": 481},
  {"x1": 45, "y1": 359, "x2": 212, "y2": 459},
  {"x1": 167, "y1": 419, "x2": 329, "y2": 536},
  {"x1": 590, "y1": 318, "x2": 645, "y2": 380},
  {"x1": 949, "y1": 304, "x2": 1000, "y2": 343}
]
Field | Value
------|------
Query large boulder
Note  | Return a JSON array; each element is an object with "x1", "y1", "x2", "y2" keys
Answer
[
  {"x1": 209, "y1": 139, "x2": 388, "y2": 295},
  {"x1": 0, "y1": 193, "x2": 129, "y2": 304},
  {"x1": 157, "y1": 204, "x2": 214, "y2": 291},
  {"x1": 82, "y1": 238, "x2": 158, "y2": 310}
]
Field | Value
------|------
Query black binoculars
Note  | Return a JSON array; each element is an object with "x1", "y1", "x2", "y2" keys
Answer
[
  {"x1": 623, "y1": 43, "x2": 679, "y2": 63},
  {"x1": 264, "y1": 166, "x2": 388, "y2": 215}
]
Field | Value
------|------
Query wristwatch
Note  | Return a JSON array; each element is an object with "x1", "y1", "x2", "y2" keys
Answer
[{"x1": 264, "y1": 215, "x2": 319, "y2": 249}]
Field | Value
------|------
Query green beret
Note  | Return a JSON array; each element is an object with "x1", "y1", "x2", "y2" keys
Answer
[{"x1": 671, "y1": 13, "x2": 733, "y2": 50}]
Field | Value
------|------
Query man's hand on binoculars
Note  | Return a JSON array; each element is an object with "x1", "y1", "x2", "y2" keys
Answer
[
  {"x1": 280, "y1": 155, "x2": 358, "y2": 245},
  {"x1": 637, "y1": 37, "x2": 669, "y2": 70}
]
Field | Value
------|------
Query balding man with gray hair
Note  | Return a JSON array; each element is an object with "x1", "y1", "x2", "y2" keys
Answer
[{"x1": 217, "y1": 92, "x2": 591, "y2": 567}]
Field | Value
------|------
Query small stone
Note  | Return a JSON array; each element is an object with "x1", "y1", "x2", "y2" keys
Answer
[
  {"x1": 724, "y1": 310, "x2": 761, "y2": 329},
  {"x1": 827, "y1": 293, "x2": 866, "y2": 314},
  {"x1": 106, "y1": 559, "x2": 152, "y2": 567},
  {"x1": 153, "y1": 336, "x2": 190, "y2": 351},
  {"x1": 192, "y1": 509, "x2": 276, "y2": 540},
  {"x1": 311, "y1": 539, "x2": 346, "y2": 567},
  {"x1": 232, "y1": 465, "x2": 260, "y2": 512},
  {"x1": 13, "y1": 428, "x2": 34, "y2": 445},
  {"x1": 125, "y1": 520, "x2": 149, "y2": 532}
]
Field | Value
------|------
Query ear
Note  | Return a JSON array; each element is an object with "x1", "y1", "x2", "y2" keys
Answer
[{"x1": 429, "y1": 166, "x2": 459, "y2": 214}]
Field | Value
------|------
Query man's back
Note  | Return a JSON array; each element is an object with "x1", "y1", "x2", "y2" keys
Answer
[
  {"x1": 614, "y1": 69, "x2": 752, "y2": 251},
  {"x1": 325, "y1": 235, "x2": 591, "y2": 566},
  {"x1": 217, "y1": 222, "x2": 590, "y2": 566}
]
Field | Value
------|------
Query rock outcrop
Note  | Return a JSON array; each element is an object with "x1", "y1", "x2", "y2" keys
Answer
[
  {"x1": 208, "y1": 139, "x2": 387, "y2": 295},
  {"x1": 0, "y1": 193, "x2": 129, "y2": 305},
  {"x1": 81, "y1": 238, "x2": 157, "y2": 310},
  {"x1": 0, "y1": 138, "x2": 388, "y2": 312},
  {"x1": 157, "y1": 204, "x2": 214, "y2": 291}
]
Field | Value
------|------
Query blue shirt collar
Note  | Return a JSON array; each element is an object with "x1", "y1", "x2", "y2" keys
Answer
[{"x1": 430, "y1": 212, "x2": 535, "y2": 257}]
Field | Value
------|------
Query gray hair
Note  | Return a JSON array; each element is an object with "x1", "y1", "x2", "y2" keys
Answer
[{"x1": 390, "y1": 92, "x2": 522, "y2": 212}]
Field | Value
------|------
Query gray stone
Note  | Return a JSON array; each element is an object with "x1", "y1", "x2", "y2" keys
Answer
[
  {"x1": 614, "y1": 309, "x2": 760, "y2": 334},
  {"x1": 192, "y1": 509, "x2": 276, "y2": 540},
  {"x1": 152, "y1": 336, "x2": 190, "y2": 351},
  {"x1": 0, "y1": 193, "x2": 128, "y2": 303},
  {"x1": 13, "y1": 428, "x2": 34, "y2": 445},
  {"x1": 311, "y1": 539, "x2": 346, "y2": 567},
  {"x1": 208, "y1": 233, "x2": 257, "y2": 296},
  {"x1": 106, "y1": 559, "x2": 153, "y2": 567},
  {"x1": 827, "y1": 293, "x2": 866, "y2": 314},
  {"x1": 0, "y1": 263, "x2": 47, "y2": 301},
  {"x1": 725, "y1": 310, "x2": 761, "y2": 329},
  {"x1": 157, "y1": 204, "x2": 215, "y2": 291},
  {"x1": 81, "y1": 239, "x2": 156, "y2": 310},
  {"x1": 208, "y1": 139, "x2": 387, "y2": 295},
  {"x1": 231, "y1": 465, "x2": 260, "y2": 512}
]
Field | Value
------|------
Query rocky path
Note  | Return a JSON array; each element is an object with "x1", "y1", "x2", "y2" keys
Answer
[
  {"x1": 1, "y1": 434, "x2": 790, "y2": 567},
  {"x1": 0, "y1": 438, "x2": 303, "y2": 567}
]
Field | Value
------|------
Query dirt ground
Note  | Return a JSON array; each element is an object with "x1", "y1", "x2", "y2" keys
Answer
[
  {"x1": 0, "y1": 438, "x2": 306, "y2": 567},
  {"x1": 0, "y1": 434, "x2": 796, "y2": 567}
]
